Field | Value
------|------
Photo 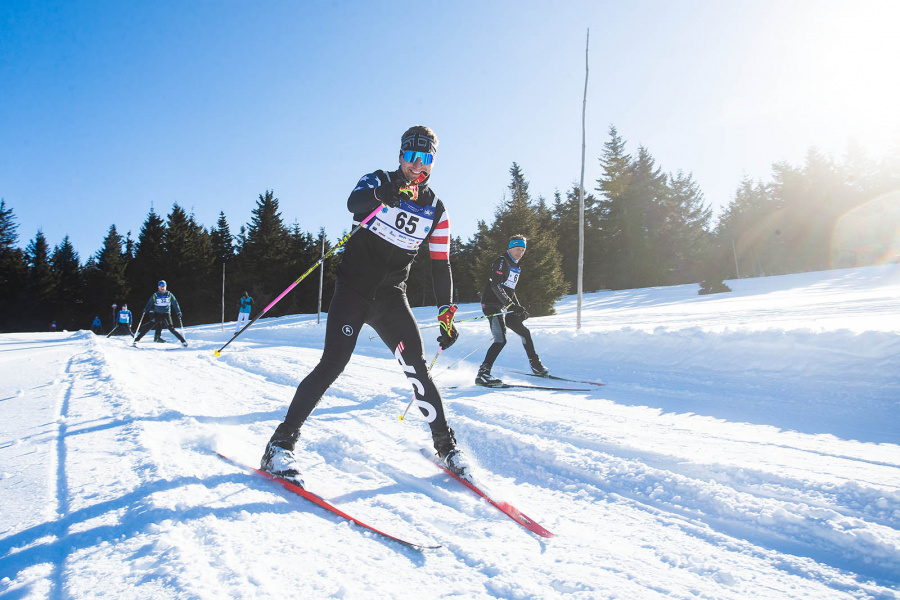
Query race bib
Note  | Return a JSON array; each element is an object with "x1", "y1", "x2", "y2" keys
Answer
[
  {"x1": 503, "y1": 265, "x2": 521, "y2": 289},
  {"x1": 155, "y1": 295, "x2": 171, "y2": 309},
  {"x1": 367, "y1": 200, "x2": 435, "y2": 251}
]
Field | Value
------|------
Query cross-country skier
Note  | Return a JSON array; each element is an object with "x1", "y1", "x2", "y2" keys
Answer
[
  {"x1": 133, "y1": 280, "x2": 188, "y2": 347},
  {"x1": 260, "y1": 125, "x2": 468, "y2": 487},
  {"x1": 475, "y1": 235, "x2": 549, "y2": 387},
  {"x1": 105, "y1": 304, "x2": 133, "y2": 337}
]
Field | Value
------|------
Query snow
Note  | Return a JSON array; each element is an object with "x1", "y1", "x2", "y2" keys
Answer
[{"x1": 1, "y1": 264, "x2": 899, "y2": 599}]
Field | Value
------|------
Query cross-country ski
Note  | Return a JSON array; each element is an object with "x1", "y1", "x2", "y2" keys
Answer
[
  {"x1": 217, "y1": 453, "x2": 440, "y2": 551},
  {"x1": 421, "y1": 450, "x2": 555, "y2": 538}
]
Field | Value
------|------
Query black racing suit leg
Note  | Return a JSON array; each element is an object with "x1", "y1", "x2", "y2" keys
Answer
[
  {"x1": 283, "y1": 281, "x2": 368, "y2": 430},
  {"x1": 481, "y1": 304, "x2": 507, "y2": 370},
  {"x1": 134, "y1": 316, "x2": 155, "y2": 342},
  {"x1": 163, "y1": 314, "x2": 186, "y2": 343},
  {"x1": 504, "y1": 313, "x2": 538, "y2": 361},
  {"x1": 368, "y1": 294, "x2": 450, "y2": 438}
]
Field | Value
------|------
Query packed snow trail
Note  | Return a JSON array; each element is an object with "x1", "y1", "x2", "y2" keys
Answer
[{"x1": 1, "y1": 264, "x2": 899, "y2": 599}]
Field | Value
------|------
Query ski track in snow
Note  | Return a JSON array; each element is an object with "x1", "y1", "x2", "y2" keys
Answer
[{"x1": 1, "y1": 264, "x2": 899, "y2": 599}]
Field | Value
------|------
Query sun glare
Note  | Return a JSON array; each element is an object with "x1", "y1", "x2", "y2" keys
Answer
[{"x1": 781, "y1": 1, "x2": 900, "y2": 156}]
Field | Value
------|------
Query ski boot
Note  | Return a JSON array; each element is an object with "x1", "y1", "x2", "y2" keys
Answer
[
  {"x1": 260, "y1": 423, "x2": 304, "y2": 487},
  {"x1": 475, "y1": 365, "x2": 504, "y2": 387},
  {"x1": 181, "y1": 341, "x2": 188, "y2": 347},
  {"x1": 433, "y1": 428, "x2": 471, "y2": 480},
  {"x1": 529, "y1": 356, "x2": 549, "y2": 377}
]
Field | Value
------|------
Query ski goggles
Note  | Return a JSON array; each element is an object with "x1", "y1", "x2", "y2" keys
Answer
[{"x1": 402, "y1": 150, "x2": 434, "y2": 165}]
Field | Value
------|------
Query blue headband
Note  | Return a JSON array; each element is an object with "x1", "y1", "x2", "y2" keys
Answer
[{"x1": 508, "y1": 239, "x2": 526, "y2": 250}]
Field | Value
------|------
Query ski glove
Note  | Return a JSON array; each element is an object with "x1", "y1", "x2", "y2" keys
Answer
[
  {"x1": 374, "y1": 179, "x2": 406, "y2": 208},
  {"x1": 437, "y1": 304, "x2": 459, "y2": 350},
  {"x1": 374, "y1": 176, "x2": 420, "y2": 208},
  {"x1": 511, "y1": 304, "x2": 530, "y2": 320}
]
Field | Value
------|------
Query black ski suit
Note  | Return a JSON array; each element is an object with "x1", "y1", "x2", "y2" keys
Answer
[
  {"x1": 282, "y1": 168, "x2": 455, "y2": 441},
  {"x1": 135, "y1": 291, "x2": 187, "y2": 344},
  {"x1": 480, "y1": 251, "x2": 539, "y2": 369}
]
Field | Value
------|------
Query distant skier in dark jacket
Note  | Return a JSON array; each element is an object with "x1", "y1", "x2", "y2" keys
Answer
[
  {"x1": 236, "y1": 291, "x2": 253, "y2": 333},
  {"x1": 106, "y1": 304, "x2": 134, "y2": 337},
  {"x1": 259, "y1": 125, "x2": 469, "y2": 487},
  {"x1": 133, "y1": 280, "x2": 187, "y2": 347},
  {"x1": 475, "y1": 235, "x2": 549, "y2": 387}
]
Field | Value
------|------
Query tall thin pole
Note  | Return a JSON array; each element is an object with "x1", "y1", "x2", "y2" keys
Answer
[
  {"x1": 577, "y1": 28, "x2": 589, "y2": 330},
  {"x1": 732, "y1": 238, "x2": 741, "y2": 279},
  {"x1": 221, "y1": 262, "x2": 226, "y2": 331},
  {"x1": 317, "y1": 230, "x2": 325, "y2": 324}
]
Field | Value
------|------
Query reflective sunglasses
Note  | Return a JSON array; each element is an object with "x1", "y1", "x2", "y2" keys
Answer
[{"x1": 402, "y1": 150, "x2": 434, "y2": 165}]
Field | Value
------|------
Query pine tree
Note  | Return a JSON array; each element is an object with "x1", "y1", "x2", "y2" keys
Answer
[
  {"x1": 0, "y1": 200, "x2": 27, "y2": 329},
  {"x1": 659, "y1": 170, "x2": 713, "y2": 284},
  {"x1": 51, "y1": 236, "x2": 84, "y2": 329},
  {"x1": 162, "y1": 204, "x2": 215, "y2": 324},
  {"x1": 594, "y1": 126, "x2": 633, "y2": 289},
  {"x1": 283, "y1": 222, "x2": 320, "y2": 314},
  {"x1": 242, "y1": 190, "x2": 291, "y2": 315},
  {"x1": 85, "y1": 225, "x2": 130, "y2": 322},
  {"x1": 25, "y1": 230, "x2": 55, "y2": 328},
  {"x1": 715, "y1": 176, "x2": 776, "y2": 278},
  {"x1": 552, "y1": 186, "x2": 602, "y2": 293},
  {"x1": 210, "y1": 211, "x2": 235, "y2": 263},
  {"x1": 129, "y1": 207, "x2": 167, "y2": 300},
  {"x1": 453, "y1": 225, "x2": 487, "y2": 304}
]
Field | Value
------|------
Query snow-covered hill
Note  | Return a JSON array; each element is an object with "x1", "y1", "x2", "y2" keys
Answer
[{"x1": 2, "y1": 265, "x2": 899, "y2": 599}]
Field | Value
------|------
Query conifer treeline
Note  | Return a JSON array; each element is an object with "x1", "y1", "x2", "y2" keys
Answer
[{"x1": 1, "y1": 126, "x2": 897, "y2": 332}]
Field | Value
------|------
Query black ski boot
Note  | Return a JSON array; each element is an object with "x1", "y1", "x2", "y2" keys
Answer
[
  {"x1": 529, "y1": 356, "x2": 549, "y2": 377},
  {"x1": 475, "y1": 364, "x2": 504, "y2": 387},
  {"x1": 433, "y1": 427, "x2": 471, "y2": 480},
  {"x1": 260, "y1": 423, "x2": 304, "y2": 487}
]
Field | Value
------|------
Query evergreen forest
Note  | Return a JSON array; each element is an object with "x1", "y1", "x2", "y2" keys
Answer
[{"x1": 1, "y1": 126, "x2": 898, "y2": 333}]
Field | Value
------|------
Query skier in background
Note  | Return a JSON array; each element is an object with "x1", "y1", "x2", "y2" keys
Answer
[
  {"x1": 259, "y1": 125, "x2": 468, "y2": 487},
  {"x1": 475, "y1": 235, "x2": 549, "y2": 387},
  {"x1": 91, "y1": 316, "x2": 103, "y2": 335},
  {"x1": 106, "y1": 304, "x2": 133, "y2": 337},
  {"x1": 236, "y1": 291, "x2": 253, "y2": 333},
  {"x1": 133, "y1": 280, "x2": 188, "y2": 347}
]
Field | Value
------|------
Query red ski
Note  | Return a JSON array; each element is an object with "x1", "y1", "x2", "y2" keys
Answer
[
  {"x1": 218, "y1": 453, "x2": 440, "y2": 551},
  {"x1": 421, "y1": 450, "x2": 555, "y2": 538}
]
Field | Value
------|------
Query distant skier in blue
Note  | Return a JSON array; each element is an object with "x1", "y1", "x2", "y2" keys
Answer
[
  {"x1": 106, "y1": 304, "x2": 134, "y2": 337},
  {"x1": 91, "y1": 315, "x2": 103, "y2": 335},
  {"x1": 236, "y1": 291, "x2": 253, "y2": 333},
  {"x1": 133, "y1": 280, "x2": 188, "y2": 347}
]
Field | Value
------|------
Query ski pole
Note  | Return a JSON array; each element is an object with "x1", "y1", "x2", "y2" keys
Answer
[
  {"x1": 133, "y1": 312, "x2": 145, "y2": 341},
  {"x1": 214, "y1": 172, "x2": 426, "y2": 356},
  {"x1": 398, "y1": 346, "x2": 442, "y2": 421},
  {"x1": 417, "y1": 310, "x2": 509, "y2": 330},
  {"x1": 178, "y1": 314, "x2": 187, "y2": 342},
  {"x1": 432, "y1": 335, "x2": 494, "y2": 379},
  {"x1": 369, "y1": 311, "x2": 508, "y2": 340}
]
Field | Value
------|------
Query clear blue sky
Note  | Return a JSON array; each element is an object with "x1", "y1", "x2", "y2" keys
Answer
[{"x1": 2, "y1": 0, "x2": 897, "y2": 260}]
